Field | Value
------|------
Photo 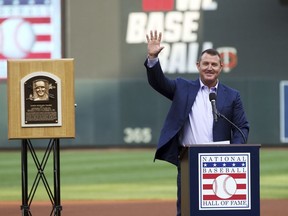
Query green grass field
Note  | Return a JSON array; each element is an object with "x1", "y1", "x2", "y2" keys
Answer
[{"x1": 0, "y1": 148, "x2": 287, "y2": 201}]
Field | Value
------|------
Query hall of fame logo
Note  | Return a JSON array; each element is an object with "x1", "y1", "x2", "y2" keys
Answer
[{"x1": 198, "y1": 152, "x2": 251, "y2": 210}]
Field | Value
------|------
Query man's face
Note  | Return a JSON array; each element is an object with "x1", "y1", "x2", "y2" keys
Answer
[
  {"x1": 196, "y1": 53, "x2": 223, "y2": 88},
  {"x1": 35, "y1": 81, "x2": 46, "y2": 97}
]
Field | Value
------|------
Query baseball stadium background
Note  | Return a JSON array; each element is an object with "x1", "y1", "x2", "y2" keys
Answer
[{"x1": 0, "y1": 0, "x2": 288, "y2": 215}]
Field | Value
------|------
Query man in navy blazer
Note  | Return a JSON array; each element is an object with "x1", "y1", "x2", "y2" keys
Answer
[{"x1": 144, "y1": 31, "x2": 249, "y2": 216}]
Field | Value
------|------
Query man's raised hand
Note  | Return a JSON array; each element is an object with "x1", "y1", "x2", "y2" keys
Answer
[{"x1": 146, "y1": 30, "x2": 164, "y2": 59}]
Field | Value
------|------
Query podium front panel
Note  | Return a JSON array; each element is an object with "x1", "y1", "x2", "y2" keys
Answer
[{"x1": 181, "y1": 144, "x2": 260, "y2": 216}]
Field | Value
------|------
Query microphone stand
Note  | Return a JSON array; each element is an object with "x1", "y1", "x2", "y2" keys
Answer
[
  {"x1": 215, "y1": 112, "x2": 247, "y2": 144},
  {"x1": 179, "y1": 111, "x2": 247, "y2": 161}
]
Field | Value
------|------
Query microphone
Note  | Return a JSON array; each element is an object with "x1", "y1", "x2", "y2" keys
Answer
[
  {"x1": 209, "y1": 92, "x2": 218, "y2": 122},
  {"x1": 209, "y1": 92, "x2": 247, "y2": 144}
]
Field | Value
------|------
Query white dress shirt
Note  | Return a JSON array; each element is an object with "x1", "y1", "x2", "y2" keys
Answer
[{"x1": 179, "y1": 81, "x2": 217, "y2": 146}]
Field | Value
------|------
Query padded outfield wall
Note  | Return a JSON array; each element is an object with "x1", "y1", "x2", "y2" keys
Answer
[{"x1": 0, "y1": 0, "x2": 288, "y2": 148}]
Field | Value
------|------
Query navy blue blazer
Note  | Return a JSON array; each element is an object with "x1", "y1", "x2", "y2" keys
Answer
[{"x1": 145, "y1": 60, "x2": 249, "y2": 166}]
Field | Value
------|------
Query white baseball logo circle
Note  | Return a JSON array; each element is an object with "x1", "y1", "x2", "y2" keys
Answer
[
  {"x1": 0, "y1": 17, "x2": 35, "y2": 58},
  {"x1": 212, "y1": 174, "x2": 237, "y2": 199}
]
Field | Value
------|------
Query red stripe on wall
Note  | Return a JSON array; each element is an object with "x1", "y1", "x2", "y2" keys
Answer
[
  {"x1": 26, "y1": 52, "x2": 51, "y2": 58},
  {"x1": 0, "y1": 17, "x2": 51, "y2": 24},
  {"x1": 24, "y1": 17, "x2": 51, "y2": 24},
  {"x1": 36, "y1": 35, "x2": 51, "y2": 41},
  {"x1": 142, "y1": 0, "x2": 174, "y2": 11}
]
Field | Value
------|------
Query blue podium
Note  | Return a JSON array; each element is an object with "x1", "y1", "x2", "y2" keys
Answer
[{"x1": 181, "y1": 144, "x2": 261, "y2": 216}]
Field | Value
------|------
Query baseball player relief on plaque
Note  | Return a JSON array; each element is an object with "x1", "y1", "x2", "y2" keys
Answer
[{"x1": 21, "y1": 72, "x2": 62, "y2": 127}]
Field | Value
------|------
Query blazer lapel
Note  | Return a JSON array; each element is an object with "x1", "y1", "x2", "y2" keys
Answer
[
  {"x1": 186, "y1": 79, "x2": 200, "y2": 116},
  {"x1": 216, "y1": 83, "x2": 228, "y2": 114}
]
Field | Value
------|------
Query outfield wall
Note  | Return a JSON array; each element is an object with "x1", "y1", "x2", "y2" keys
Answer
[{"x1": 1, "y1": 0, "x2": 288, "y2": 148}]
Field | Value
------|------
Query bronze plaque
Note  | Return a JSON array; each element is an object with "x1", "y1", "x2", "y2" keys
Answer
[{"x1": 21, "y1": 72, "x2": 62, "y2": 127}]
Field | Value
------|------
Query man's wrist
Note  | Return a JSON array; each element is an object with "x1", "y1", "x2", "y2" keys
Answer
[
  {"x1": 146, "y1": 56, "x2": 159, "y2": 68},
  {"x1": 147, "y1": 54, "x2": 158, "y2": 60}
]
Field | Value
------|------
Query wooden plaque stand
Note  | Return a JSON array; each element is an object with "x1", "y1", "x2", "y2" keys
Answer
[{"x1": 7, "y1": 59, "x2": 75, "y2": 216}]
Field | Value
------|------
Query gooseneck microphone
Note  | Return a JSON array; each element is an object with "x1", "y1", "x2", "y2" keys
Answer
[
  {"x1": 208, "y1": 92, "x2": 247, "y2": 144},
  {"x1": 209, "y1": 92, "x2": 218, "y2": 122}
]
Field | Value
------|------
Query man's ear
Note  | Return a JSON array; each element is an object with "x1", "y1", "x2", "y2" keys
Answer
[
  {"x1": 220, "y1": 62, "x2": 224, "y2": 70},
  {"x1": 196, "y1": 61, "x2": 200, "y2": 69}
]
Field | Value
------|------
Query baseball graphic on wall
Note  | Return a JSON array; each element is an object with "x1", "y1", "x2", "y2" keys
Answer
[
  {"x1": 0, "y1": 17, "x2": 35, "y2": 59},
  {"x1": 213, "y1": 174, "x2": 237, "y2": 199}
]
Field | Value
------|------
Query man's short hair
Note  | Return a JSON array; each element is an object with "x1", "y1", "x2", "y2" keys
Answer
[{"x1": 199, "y1": 48, "x2": 222, "y2": 62}]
